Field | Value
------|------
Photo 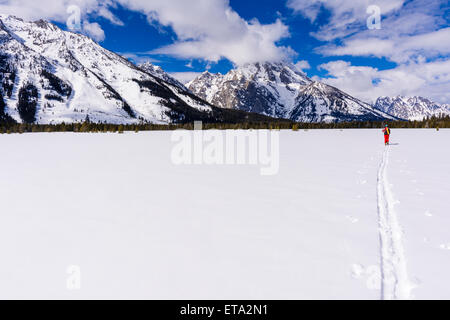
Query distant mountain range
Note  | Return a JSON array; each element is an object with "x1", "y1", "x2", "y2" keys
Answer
[
  {"x1": 0, "y1": 15, "x2": 446, "y2": 125},
  {"x1": 373, "y1": 96, "x2": 450, "y2": 121},
  {"x1": 187, "y1": 62, "x2": 396, "y2": 123}
]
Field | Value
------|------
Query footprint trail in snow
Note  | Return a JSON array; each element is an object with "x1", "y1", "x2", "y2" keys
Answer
[{"x1": 376, "y1": 146, "x2": 414, "y2": 300}]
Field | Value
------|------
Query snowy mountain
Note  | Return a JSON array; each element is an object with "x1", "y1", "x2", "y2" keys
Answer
[
  {"x1": 0, "y1": 15, "x2": 274, "y2": 125},
  {"x1": 373, "y1": 96, "x2": 450, "y2": 121},
  {"x1": 188, "y1": 62, "x2": 395, "y2": 123},
  {"x1": 138, "y1": 62, "x2": 187, "y2": 91}
]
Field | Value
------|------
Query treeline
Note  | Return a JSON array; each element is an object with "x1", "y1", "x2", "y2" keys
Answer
[
  {"x1": 0, "y1": 115, "x2": 449, "y2": 134},
  {"x1": 291, "y1": 114, "x2": 450, "y2": 130}
]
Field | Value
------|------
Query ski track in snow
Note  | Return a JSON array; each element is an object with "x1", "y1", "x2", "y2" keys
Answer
[{"x1": 376, "y1": 146, "x2": 413, "y2": 300}]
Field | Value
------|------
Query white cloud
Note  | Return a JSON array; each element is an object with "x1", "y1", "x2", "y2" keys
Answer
[
  {"x1": 317, "y1": 60, "x2": 450, "y2": 104},
  {"x1": 0, "y1": 0, "x2": 118, "y2": 23},
  {"x1": 287, "y1": 0, "x2": 405, "y2": 40},
  {"x1": 286, "y1": 0, "x2": 324, "y2": 23},
  {"x1": 97, "y1": 6, "x2": 124, "y2": 26},
  {"x1": 0, "y1": 0, "x2": 294, "y2": 65},
  {"x1": 149, "y1": 19, "x2": 293, "y2": 65},
  {"x1": 315, "y1": 0, "x2": 450, "y2": 64},
  {"x1": 290, "y1": 0, "x2": 450, "y2": 103},
  {"x1": 82, "y1": 21, "x2": 105, "y2": 42},
  {"x1": 116, "y1": 0, "x2": 294, "y2": 65},
  {"x1": 119, "y1": 52, "x2": 161, "y2": 64},
  {"x1": 294, "y1": 60, "x2": 310, "y2": 71},
  {"x1": 169, "y1": 72, "x2": 203, "y2": 84},
  {"x1": 319, "y1": 28, "x2": 450, "y2": 63},
  {"x1": 0, "y1": 0, "x2": 93, "y2": 21},
  {"x1": 296, "y1": 0, "x2": 449, "y2": 64},
  {"x1": 0, "y1": 0, "x2": 121, "y2": 42}
]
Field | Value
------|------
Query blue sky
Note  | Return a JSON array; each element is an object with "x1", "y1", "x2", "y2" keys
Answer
[
  {"x1": 1, "y1": 0, "x2": 449, "y2": 103},
  {"x1": 64, "y1": 0, "x2": 397, "y2": 77}
]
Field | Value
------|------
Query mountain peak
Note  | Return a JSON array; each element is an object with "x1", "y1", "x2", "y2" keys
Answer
[
  {"x1": 188, "y1": 61, "x2": 393, "y2": 122},
  {"x1": 374, "y1": 95, "x2": 449, "y2": 120},
  {"x1": 0, "y1": 14, "x2": 23, "y2": 22},
  {"x1": 32, "y1": 19, "x2": 55, "y2": 30}
]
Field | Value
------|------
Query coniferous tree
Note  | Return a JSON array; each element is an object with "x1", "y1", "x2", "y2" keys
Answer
[{"x1": 17, "y1": 83, "x2": 38, "y2": 123}]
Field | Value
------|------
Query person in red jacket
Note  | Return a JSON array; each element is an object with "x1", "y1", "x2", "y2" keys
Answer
[{"x1": 382, "y1": 124, "x2": 391, "y2": 145}]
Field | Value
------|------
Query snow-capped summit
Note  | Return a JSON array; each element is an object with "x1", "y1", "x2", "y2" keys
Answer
[
  {"x1": 188, "y1": 61, "x2": 395, "y2": 123},
  {"x1": 0, "y1": 15, "x2": 266, "y2": 124},
  {"x1": 374, "y1": 96, "x2": 450, "y2": 121}
]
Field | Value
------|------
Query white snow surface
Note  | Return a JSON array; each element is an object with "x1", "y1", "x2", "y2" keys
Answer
[{"x1": 0, "y1": 129, "x2": 449, "y2": 299}]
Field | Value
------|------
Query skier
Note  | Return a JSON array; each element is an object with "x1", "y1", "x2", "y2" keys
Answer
[{"x1": 382, "y1": 124, "x2": 391, "y2": 145}]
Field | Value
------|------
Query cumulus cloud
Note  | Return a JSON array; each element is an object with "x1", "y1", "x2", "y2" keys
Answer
[
  {"x1": 0, "y1": 0, "x2": 122, "y2": 42},
  {"x1": 116, "y1": 0, "x2": 293, "y2": 65},
  {"x1": 150, "y1": 18, "x2": 292, "y2": 65},
  {"x1": 0, "y1": 0, "x2": 294, "y2": 65},
  {"x1": 318, "y1": 28, "x2": 450, "y2": 63},
  {"x1": 169, "y1": 72, "x2": 203, "y2": 84},
  {"x1": 315, "y1": 0, "x2": 450, "y2": 63},
  {"x1": 288, "y1": 0, "x2": 449, "y2": 64},
  {"x1": 119, "y1": 52, "x2": 161, "y2": 64},
  {"x1": 82, "y1": 21, "x2": 105, "y2": 42},
  {"x1": 0, "y1": 0, "x2": 97, "y2": 21},
  {"x1": 294, "y1": 60, "x2": 310, "y2": 72},
  {"x1": 0, "y1": 0, "x2": 123, "y2": 25},
  {"x1": 290, "y1": 0, "x2": 450, "y2": 103},
  {"x1": 287, "y1": 0, "x2": 404, "y2": 40},
  {"x1": 316, "y1": 60, "x2": 450, "y2": 104},
  {"x1": 286, "y1": 0, "x2": 325, "y2": 23}
]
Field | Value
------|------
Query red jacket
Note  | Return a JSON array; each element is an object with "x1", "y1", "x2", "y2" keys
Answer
[{"x1": 383, "y1": 128, "x2": 391, "y2": 135}]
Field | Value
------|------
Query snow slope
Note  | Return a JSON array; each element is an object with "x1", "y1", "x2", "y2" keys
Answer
[
  {"x1": 138, "y1": 62, "x2": 188, "y2": 91},
  {"x1": 0, "y1": 130, "x2": 448, "y2": 299}
]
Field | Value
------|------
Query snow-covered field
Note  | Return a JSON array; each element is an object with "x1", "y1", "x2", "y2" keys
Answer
[{"x1": 0, "y1": 129, "x2": 448, "y2": 299}]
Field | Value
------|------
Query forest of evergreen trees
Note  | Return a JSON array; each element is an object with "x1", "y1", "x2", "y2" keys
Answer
[
  {"x1": 0, "y1": 115, "x2": 449, "y2": 134},
  {"x1": 0, "y1": 114, "x2": 450, "y2": 134}
]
